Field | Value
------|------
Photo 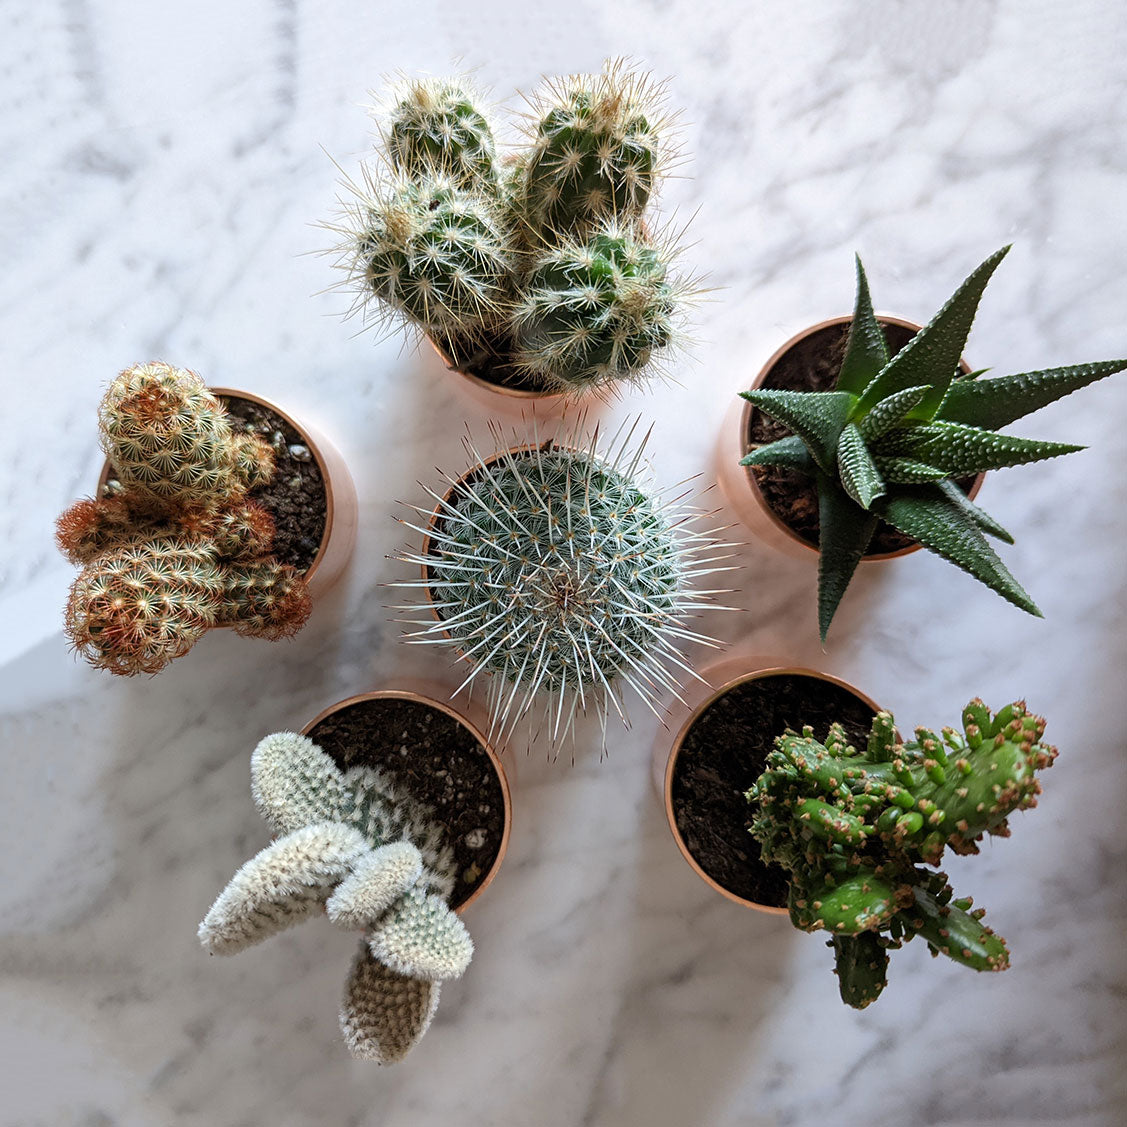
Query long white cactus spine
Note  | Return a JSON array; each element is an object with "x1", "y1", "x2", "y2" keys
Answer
[{"x1": 394, "y1": 416, "x2": 735, "y2": 746}]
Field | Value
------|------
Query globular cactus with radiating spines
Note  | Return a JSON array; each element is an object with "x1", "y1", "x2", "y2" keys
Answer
[
  {"x1": 382, "y1": 77, "x2": 500, "y2": 194},
  {"x1": 514, "y1": 221, "x2": 684, "y2": 392},
  {"x1": 747, "y1": 699, "x2": 1056, "y2": 1008},
  {"x1": 57, "y1": 363, "x2": 312, "y2": 674},
  {"x1": 514, "y1": 60, "x2": 670, "y2": 240},
  {"x1": 199, "y1": 732, "x2": 472, "y2": 1064},
  {"x1": 99, "y1": 361, "x2": 274, "y2": 514},
  {"x1": 394, "y1": 423, "x2": 728, "y2": 746}
]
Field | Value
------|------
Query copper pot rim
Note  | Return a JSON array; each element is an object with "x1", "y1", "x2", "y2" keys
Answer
[
  {"x1": 736, "y1": 313, "x2": 982, "y2": 562},
  {"x1": 299, "y1": 687, "x2": 512, "y2": 915},
  {"x1": 96, "y1": 385, "x2": 338, "y2": 583},
  {"x1": 428, "y1": 337, "x2": 568, "y2": 403},
  {"x1": 662, "y1": 663, "x2": 885, "y2": 915}
]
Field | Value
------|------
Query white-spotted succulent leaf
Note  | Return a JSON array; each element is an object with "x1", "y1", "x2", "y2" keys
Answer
[
  {"x1": 739, "y1": 249, "x2": 1127, "y2": 639},
  {"x1": 747, "y1": 699, "x2": 1056, "y2": 1008},
  {"x1": 198, "y1": 731, "x2": 473, "y2": 1062},
  {"x1": 394, "y1": 420, "x2": 731, "y2": 747}
]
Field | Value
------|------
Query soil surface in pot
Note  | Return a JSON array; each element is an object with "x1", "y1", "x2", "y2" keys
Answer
[
  {"x1": 745, "y1": 321, "x2": 974, "y2": 555},
  {"x1": 440, "y1": 328, "x2": 554, "y2": 395},
  {"x1": 306, "y1": 697, "x2": 505, "y2": 911},
  {"x1": 221, "y1": 396, "x2": 327, "y2": 573},
  {"x1": 670, "y1": 673, "x2": 877, "y2": 908}
]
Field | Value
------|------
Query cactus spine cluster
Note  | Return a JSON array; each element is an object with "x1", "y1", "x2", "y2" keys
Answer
[
  {"x1": 333, "y1": 61, "x2": 693, "y2": 394},
  {"x1": 56, "y1": 362, "x2": 311, "y2": 675},
  {"x1": 747, "y1": 699, "x2": 1056, "y2": 1008},
  {"x1": 394, "y1": 420, "x2": 729, "y2": 745},
  {"x1": 199, "y1": 731, "x2": 473, "y2": 1064},
  {"x1": 740, "y1": 248, "x2": 1127, "y2": 639}
]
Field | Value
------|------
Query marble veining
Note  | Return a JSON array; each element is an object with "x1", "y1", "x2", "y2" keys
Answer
[{"x1": 2, "y1": 1, "x2": 1126, "y2": 1123}]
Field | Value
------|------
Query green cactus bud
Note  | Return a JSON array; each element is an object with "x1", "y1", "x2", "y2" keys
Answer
[
  {"x1": 513, "y1": 221, "x2": 686, "y2": 392},
  {"x1": 383, "y1": 77, "x2": 499, "y2": 194},
  {"x1": 832, "y1": 932, "x2": 889, "y2": 1009}
]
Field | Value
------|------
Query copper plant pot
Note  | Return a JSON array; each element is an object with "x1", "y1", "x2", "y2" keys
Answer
[
  {"x1": 716, "y1": 315, "x2": 981, "y2": 562},
  {"x1": 98, "y1": 386, "x2": 357, "y2": 601},
  {"x1": 301, "y1": 686, "x2": 512, "y2": 914},
  {"x1": 659, "y1": 655, "x2": 885, "y2": 915},
  {"x1": 429, "y1": 338, "x2": 570, "y2": 416}
]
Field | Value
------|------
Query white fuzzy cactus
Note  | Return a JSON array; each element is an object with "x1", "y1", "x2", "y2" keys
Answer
[{"x1": 199, "y1": 731, "x2": 473, "y2": 1063}]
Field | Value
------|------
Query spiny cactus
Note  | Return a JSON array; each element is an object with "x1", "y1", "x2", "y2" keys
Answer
[
  {"x1": 514, "y1": 60, "x2": 670, "y2": 239},
  {"x1": 513, "y1": 221, "x2": 685, "y2": 392},
  {"x1": 382, "y1": 77, "x2": 500, "y2": 194},
  {"x1": 330, "y1": 61, "x2": 694, "y2": 396},
  {"x1": 740, "y1": 247, "x2": 1127, "y2": 640},
  {"x1": 56, "y1": 363, "x2": 311, "y2": 674},
  {"x1": 199, "y1": 732, "x2": 472, "y2": 1064},
  {"x1": 351, "y1": 174, "x2": 514, "y2": 357},
  {"x1": 394, "y1": 420, "x2": 731, "y2": 746},
  {"x1": 747, "y1": 699, "x2": 1056, "y2": 1008}
]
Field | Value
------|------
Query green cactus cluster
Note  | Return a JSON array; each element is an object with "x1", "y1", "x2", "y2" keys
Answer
[
  {"x1": 395, "y1": 422, "x2": 728, "y2": 745},
  {"x1": 56, "y1": 362, "x2": 311, "y2": 675},
  {"x1": 333, "y1": 61, "x2": 694, "y2": 394},
  {"x1": 199, "y1": 731, "x2": 473, "y2": 1064},
  {"x1": 740, "y1": 247, "x2": 1127, "y2": 639},
  {"x1": 747, "y1": 699, "x2": 1056, "y2": 1008}
]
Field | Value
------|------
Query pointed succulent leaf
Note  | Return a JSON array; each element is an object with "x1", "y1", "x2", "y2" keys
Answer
[
  {"x1": 856, "y1": 385, "x2": 929, "y2": 440},
  {"x1": 739, "y1": 435, "x2": 817, "y2": 475},
  {"x1": 878, "y1": 421, "x2": 1082, "y2": 475},
  {"x1": 857, "y1": 247, "x2": 1010, "y2": 418},
  {"x1": 832, "y1": 932, "x2": 889, "y2": 1009},
  {"x1": 369, "y1": 887, "x2": 474, "y2": 982},
  {"x1": 817, "y1": 475, "x2": 879, "y2": 641},
  {"x1": 836, "y1": 424, "x2": 885, "y2": 510},
  {"x1": 874, "y1": 485, "x2": 1041, "y2": 615},
  {"x1": 935, "y1": 480, "x2": 1013, "y2": 543},
  {"x1": 836, "y1": 257, "x2": 889, "y2": 394},
  {"x1": 872, "y1": 456, "x2": 950, "y2": 484},
  {"x1": 251, "y1": 731, "x2": 348, "y2": 836},
  {"x1": 939, "y1": 360, "x2": 1127, "y2": 430},
  {"x1": 340, "y1": 944, "x2": 441, "y2": 1064},
  {"x1": 326, "y1": 842, "x2": 424, "y2": 930},
  {"x1": 198, "y1": 823, "x2": 370, "y2": 956},
  {"x1": 739, "y1": 389, "x2": 855, "y2": 474},
  {"x1": 910, "y1": 886, "x2": 1009, "y2": 972}
]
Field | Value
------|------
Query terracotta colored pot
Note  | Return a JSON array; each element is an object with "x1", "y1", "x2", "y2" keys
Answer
[
  {"x1": 301, "y1": 686, "x2": 512, "y2": 914},
  {"x1": 658, "y1": 655, "x2": 884, "y2": 915},
  {"x1": 98, "y1": 386, "x2": 357, "y2": 601},
  {"x1": 429, "y1": 338, "x2": 570, "y2": 416},
  {"x1": 716, "y1": 315, "x2": 981, "y2": 562}
]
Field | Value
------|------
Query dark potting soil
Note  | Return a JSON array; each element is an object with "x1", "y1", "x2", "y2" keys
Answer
[
  {"x1": 439, "y1": 327, "x2": 554, "y2": 395},
  {"x1": 745, "y1": 321, "x2": 975, "y2": 555},
  {"x1": 221, "y1": 396, "x2": 327, "y2": 573},
  {"x1": 306, "y1": 697, "x2": 506, "y2": 912},
  {"x1": 670, "y1": 673, "x2": 878, "y2": 909}
]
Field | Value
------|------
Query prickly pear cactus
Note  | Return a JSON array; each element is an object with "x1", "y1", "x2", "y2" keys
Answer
[
  {"x1": 747, "y1": 700, "x2": 1056, "y2": 1007},
  {"x1": 199, "y1": 732, "x2": 473, "y2": 1064},
  {"x1": 515, "y1": 61, "x2": 668, "y2": 238},
  {"x1": 514, "y1": 222, "x2": 682, "y2": 391},
  {"x1": 383, "y1": 77, "x2": 499, "y2": 193}
]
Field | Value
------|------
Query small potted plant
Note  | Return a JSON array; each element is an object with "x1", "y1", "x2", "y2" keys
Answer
[
  {"x1": 719, "y1": 246, "x2": 1127, "y2": 639},
  {"x1": 662, "y1": 660, "x2": 882, "y2": 912},
  {"x1": 747, "y1": 697, "x2": 1055, "y2": 1007},
  {"x1": 393, "y1": 419, "x2": 731, "y2": 749},
  {"x1": 56, "y1": 362, "x2": 356, "y2": 674},
  {"x1": 328, "y1": 61, "x2": 696, "y2": 407},
  {"x1": 199, "y1": 686, "x2": 511, "y2": 1063}
]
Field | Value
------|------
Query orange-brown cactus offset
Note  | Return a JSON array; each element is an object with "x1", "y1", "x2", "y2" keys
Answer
[{"x1": 57, "y1": 362, "x2": 311, "y2": 675}]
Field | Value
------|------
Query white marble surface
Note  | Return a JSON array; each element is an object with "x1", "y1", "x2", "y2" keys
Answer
[{"x1": 3, "y1": 1, "x2": 1126, "y2": 1123}]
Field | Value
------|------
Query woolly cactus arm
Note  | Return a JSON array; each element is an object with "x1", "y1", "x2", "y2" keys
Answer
[
  {"x1": 939, "y1": 359, "x2": 1127, "y2": 430},
  {"x1": 836, "y1": 256, "x2": 888, "y2": 395},
  {"x1": 341, "y1": 945, "x2": 441, "y2": 1064},
  {"x1": 832, "y1": 932, "x2": 889, "y2": 1009},
  {"x1": 220, "y1": 560, "x2": 312, "y2": 639},
  {"x1": 855, "y1": 247, "x2": 1009, "y2": 418},
  {"x1": 368, "y1": 887, "x2": 474, "y2": 982},
  {"x1": 198, "y1": 823, "x2": 370, "y2": 956},
  {"x1": 326, "y1": 843, "x2": 424, "y2": 929},
  {"x1": 251, "y1": 731, "x2": 350, "y2": 835}
]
